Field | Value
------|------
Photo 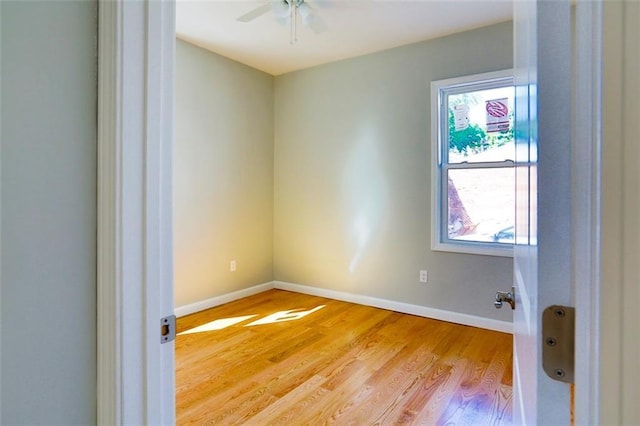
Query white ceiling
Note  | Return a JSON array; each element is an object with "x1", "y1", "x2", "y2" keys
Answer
[{"x1": 176, "y1": 1, "x2": 513, "y2": 76}]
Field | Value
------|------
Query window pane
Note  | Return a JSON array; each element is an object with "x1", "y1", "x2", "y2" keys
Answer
[
  {"x1": 448, "y1": 86, "x2": 514, "y2": 164},
  {"x1": 447, "y1": 168, "x2": 514, "y2": 244}
]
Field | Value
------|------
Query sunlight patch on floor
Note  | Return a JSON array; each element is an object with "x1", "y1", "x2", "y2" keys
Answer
[
  {"x1": 179, "y1": 314, "x2": 257, "y2": 335},
  {"x1": 245, "y1": 305, "x2": 325, "y2": 326},
  {"x1": 179, "y1": 305, "x2": 326, "y2": 334}
]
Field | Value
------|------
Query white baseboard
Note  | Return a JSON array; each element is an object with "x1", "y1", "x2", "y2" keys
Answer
[
  {"x1": 273, "y1": 281, "x2": 513, "y2": 334},
  {"x1": 174, "y1": 282, "x2": 274, "y2": 317},
  {"x1": 174, "y1": 280, "x2": 512, "y2": 334}
]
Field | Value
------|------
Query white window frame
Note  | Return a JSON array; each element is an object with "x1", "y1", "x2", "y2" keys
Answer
[{"x1": 430, "y1": 69, "x2": 514, "y2": 257}]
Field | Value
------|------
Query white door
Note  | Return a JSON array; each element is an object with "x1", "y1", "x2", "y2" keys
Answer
[{"x1": 512, "y1": 0, "x2": 573, "y2": 424}]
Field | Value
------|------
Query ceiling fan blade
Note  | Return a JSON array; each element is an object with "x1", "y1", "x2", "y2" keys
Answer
[
  {"x1": 236, "y1": 3, "x2": 272, "y2": 23},
  {"x1": 275, "y1": 16, "x2": 288, "y2": 26},
  {"x1": 308, "y1": 0, "x2": 332, "y2": 9},
  {"x1": 272, "y1": 0, "x2": 290, "y2": 19},
  {"x1": 304, "y1": 14, "x2": 327, "y2": 34}
]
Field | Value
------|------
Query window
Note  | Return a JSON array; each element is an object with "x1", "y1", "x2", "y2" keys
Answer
[{"x1": 431, "y1": 70, "x2": 514, "y2": 257}]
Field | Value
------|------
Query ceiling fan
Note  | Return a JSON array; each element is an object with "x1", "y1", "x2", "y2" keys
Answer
[{"x1": 237, "y1": 0, "x2": 328, "y2": 44}]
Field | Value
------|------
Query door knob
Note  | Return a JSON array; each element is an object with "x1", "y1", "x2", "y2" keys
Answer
[{"x1": 495, "y1": 287, "x2": 515, "y2": 309}]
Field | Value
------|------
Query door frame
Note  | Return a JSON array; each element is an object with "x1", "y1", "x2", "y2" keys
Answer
[
  {"x1": 573, "y1": 1, "x2": 603, "y2": 423},
  {"x1": 97, "y1": 0, "x2": 175, "y2": 424},
  {"x1": 590, "y1": 1, "x2": 640, "y2": 423},
  {"x1": 95, "y1": 0, "x2": 637, "y2": 424}
]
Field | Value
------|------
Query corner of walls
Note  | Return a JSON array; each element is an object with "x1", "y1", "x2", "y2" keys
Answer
[
  {"x1": 174, "y1": 40, "x2": 275, "y2": 307},
  {"x1": 175, "y1": 282, "x2": 275, "y2": 317}
]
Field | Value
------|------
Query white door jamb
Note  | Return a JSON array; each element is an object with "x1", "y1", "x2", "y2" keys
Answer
[{"x1": 97, "y1": 1, "x2": 175, "y2": 424}]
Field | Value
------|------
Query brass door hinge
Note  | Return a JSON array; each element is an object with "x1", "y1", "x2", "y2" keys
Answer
[{"x1": 542, "y1": 305, "x2": 575, "y2": 383}]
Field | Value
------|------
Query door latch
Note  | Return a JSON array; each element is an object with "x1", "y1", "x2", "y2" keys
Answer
[
  {"x1": 494, "y1": 286, "x2": 515, "y2": 309},
  {"x1": 160, "y1": 315, "x2": 176, "y2": 344},
  {"x1": 542, "y1": 305, "x2": 575, "y2": 383}
]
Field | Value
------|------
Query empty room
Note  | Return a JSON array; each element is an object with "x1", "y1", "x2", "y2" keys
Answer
[{"x1": 173, "y1": 1, "x2": 517, "y2": 424}]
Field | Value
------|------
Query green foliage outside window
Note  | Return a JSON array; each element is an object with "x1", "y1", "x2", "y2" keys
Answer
[
  {"x1": 448, "y1": 110, "x2": 487, "y2": 154},
  {"x1": 448, "y1": 95, "x2": 514, "y2": 155}
]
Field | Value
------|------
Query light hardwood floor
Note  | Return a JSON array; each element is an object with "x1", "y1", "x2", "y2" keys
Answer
[{"x1": 176, "y1": 289, "x2": 512, "y2": 425}]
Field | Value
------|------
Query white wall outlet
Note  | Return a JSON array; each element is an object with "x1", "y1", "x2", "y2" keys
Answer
[
  {"x1": 230, "y1": 260, "x2": 237, "y2": 272},
  {"x1": 419, "y1": 270, "x2": 428, "y2": 283}
]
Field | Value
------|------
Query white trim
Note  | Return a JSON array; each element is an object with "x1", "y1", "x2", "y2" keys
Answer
[
  {"x1": 430, "y1": 69, "x2": 515, "y2": 93},
  {"x1": 574, "y1": 1, "x2": 602, "y2": 424},
  {"x1": 274, "y1": 281, "x2": 513, "y2": 334},
  {"x1": 431, "y1": 240, "x2": 513, "y2": 258},
  {"x1": 97, "y1": 0, "x2": 175, "y2": 424},
  {"x1": 143, "y1": 1, "x2": 176, "y2": 424},
  {"x1": 174, "y1": 282, "x2": 275, "y2": 318}
]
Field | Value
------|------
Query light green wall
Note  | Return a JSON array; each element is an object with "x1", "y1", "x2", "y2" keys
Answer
[
  {"x1": 1, "y1": 1, "x2": 97, "y2": 423},
  {"x1": 273, "y1": 22, "x2": 514, "y2": 321},
  {"x1": 174, "y1": 40, "x2": 274, "y2": 306}
]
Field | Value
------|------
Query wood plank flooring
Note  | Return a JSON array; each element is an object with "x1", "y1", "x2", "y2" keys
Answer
[{"x1": 176, "y1": 289, "x2": 512, "y2": 425}]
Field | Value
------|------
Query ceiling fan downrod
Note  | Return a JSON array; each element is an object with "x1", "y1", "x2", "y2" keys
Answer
[
  {"x1": 237, "y1": 0, "x2": 319, "y2": 45},
  {"x1": 290, "y1": 0, "x2": 298, "y2": 44},
  {"x1": 287, "y1": 0, "x2": 311, "y2": 44}
]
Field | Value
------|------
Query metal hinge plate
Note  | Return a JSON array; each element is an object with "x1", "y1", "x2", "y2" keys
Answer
[
  {"x1": 542, "y1": 305, "x2": 575, "y2": 383},
  {"x1": 160, "y1": 315, "x2": 176, "y2": 344}
]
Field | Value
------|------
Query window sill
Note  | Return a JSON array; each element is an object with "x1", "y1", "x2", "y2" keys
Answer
[{"x1": 431, "y1": 240, "x2": 514, "y2": 258}]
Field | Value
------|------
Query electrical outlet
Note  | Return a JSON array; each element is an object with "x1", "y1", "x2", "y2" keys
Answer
[
  {"x1": 419, "y1": 270, "x2": 428, "y2": 283},
  {"x1": 230, "y1": 260, "x2": 237, "y2": 272}
]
